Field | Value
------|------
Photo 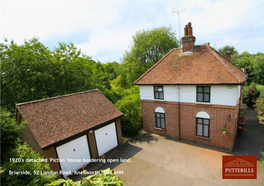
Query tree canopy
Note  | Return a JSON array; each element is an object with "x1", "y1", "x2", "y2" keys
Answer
[
  {"x1": 115, "y1": 27, "x2": 179, "y2": 88},
  {"x1": 218, "y1": 45, "x2": 238, "y2": 57},
  {"x1": 218, "y1": 45, "x2": 264, "y2": 110},
  {"x1": 0, "y1": 39, "x2": 115, "y2": 112},
  {"x1": 0, "y1": 108, "x2": 56, "y2": 185},
  {"x1": 0, "y1": 108, "x2": 24, "y2": 163}
]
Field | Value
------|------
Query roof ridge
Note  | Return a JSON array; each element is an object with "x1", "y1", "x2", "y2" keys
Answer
[
  {"x1": 16, "y1": 89, "x2": 99, "y2": 106},
  {"x1": 205, "y1": 44, "x2": 247, "y2": 83},
  {"x1": 134, "y1": 48, "x2": 177, "y2": 84}
]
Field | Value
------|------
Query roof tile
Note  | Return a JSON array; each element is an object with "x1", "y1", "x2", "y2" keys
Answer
[
  {"x1": 16, "y1": 89, "x2": 123, "y2": 148},
  {"x1": 134, "y1": 44, "x2": 247, "y2": 85}
]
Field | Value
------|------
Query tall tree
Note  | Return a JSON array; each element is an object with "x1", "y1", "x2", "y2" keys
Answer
[
  {"x1": 232, "y1": 52, "x2": 264, "y2": 85},
  {"x1": 103, "y1": 61, "x2": 119, "y2": 80},
  {"x1": 116, "y1": 27, "x2": 179, "y2": 88},
  {"x1": 0, "y1": 38, "x2": 54, "y2": 111},
  {"x1": 218, "y1": 45, "x2": 238, "y2": 58},
  {"x1": 52, "y1": 42, "x2": 96, "y2": 95},
  {"x1": 115, "y1": 87, "x2": 142, "y2": 136},
  {"x1": 252, "y1": 53, "x2": 264, "y2": 85},
  {"x1": 0, "y1": 39, "x2": 117, "y2": 111}
]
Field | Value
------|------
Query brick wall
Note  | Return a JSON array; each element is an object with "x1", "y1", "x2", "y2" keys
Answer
[
  {"x1": 141, "y1": 99, "x2": 239, "y2": 152},
  {"x1": 141, "y1": 100, "x2": 179, "y2": 139}
]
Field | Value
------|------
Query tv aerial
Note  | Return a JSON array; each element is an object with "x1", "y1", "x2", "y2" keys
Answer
[{"x1": 171, "y1": 9, "x2": 186, "y2": 45}]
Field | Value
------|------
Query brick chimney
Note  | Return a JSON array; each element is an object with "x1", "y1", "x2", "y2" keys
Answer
[
  {"x1": 226, "y1": 51, "x2": 231, "y2": 61},
  {"x1": 181, "y1": 22, "x2": 196, "y2": 52}
]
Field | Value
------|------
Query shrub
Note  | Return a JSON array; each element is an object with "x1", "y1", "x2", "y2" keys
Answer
[
  {"x1": 256, "y1": 84, "x2": 264, "y2": 98},
  {"x1": 1, "y1": 143, "x2": 57, "y2": 186},
  {"x1": 0, "y1": 107, "x2": 56, "y2": 185},
  {"x1": 255, "y1": 97, "x2": 264, "y2": 121},
  {"x1": 243, "y1": 84, "x2": 259, "y2": 107},
  {"x1": 261, "y1": 152, "x2": 264, "y2": 164},
  {"x1": 115, "y1": 92, "x2": 142, "y2": 137},
  {"x1": 0, "y1": 108, "x2": 25, "y2": 163}
]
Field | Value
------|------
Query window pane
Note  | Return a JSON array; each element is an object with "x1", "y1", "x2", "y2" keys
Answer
[
  {"x1": 204, "y1": 125, "x2": 209, "y2": 137},
  {"x1": 197, "y1": 124, "x2": 203, "y2": 136},
  {"x1": 197, "y1": 119, "x2": 203, "y2": 124},
  {"x1": 160, "y1": 113, "x2": 165, "y2": 118},
  {"x1": 155, "y1": 92, "x2": 159, "y2": 98},
  {"x1": 161, "y1": 119, "x2": 165, "y2": 129},
  {"x1": 155, "y1": 86, "x2": 158, "y2": 91},
  {"x1": 204, "y1": 119, "x2": 209, "y2": 125},
  {"x1": 159, "y1": 92, "x2": 164, "y2": 99},
  {"x1": 156, "y1": 118, "x2": 161, "y2": 128},
  {"x1": 204, "y1": 87, "x2": 210, "y2": 93},
  {"x1": 197, "y1": 87, "x2": 203, "y2": 92},
  {"x1": 197, "y1": 93, "x2": 203, "y2": 101},
  {"x1": 156, "y1": 113, "x2": 160, "y2": 117},
  {"x1": 204, "y1": 94, "x2": 210, "y2": 102},
  {"x1": 158, "y1": 87, "x2": 163, "y2": 92}
]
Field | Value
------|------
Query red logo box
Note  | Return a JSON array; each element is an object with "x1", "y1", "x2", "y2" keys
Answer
[{"x1": 222, "y1": 155, "x2": 257, "y2": 179}]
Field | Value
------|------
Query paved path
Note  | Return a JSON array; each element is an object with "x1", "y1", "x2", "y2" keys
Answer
[{"x1": 233, "y1": 108, "x2": 264, "y2": 160}]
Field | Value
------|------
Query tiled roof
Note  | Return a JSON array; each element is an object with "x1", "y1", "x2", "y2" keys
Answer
[
  {"x1": 16, "y1": 89, "x2": 123, "y2": 149},
  {"x1": 134, "y1": 44, "x2": 247, "y2": 85}
]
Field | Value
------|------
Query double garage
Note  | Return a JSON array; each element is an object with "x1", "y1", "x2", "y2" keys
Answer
[
  {"x1": 56, "y1": 122, "x2": 120, "y2": 177},
  {"x1": 16, "y1": 89, "x2": 124, "y2": 178}
]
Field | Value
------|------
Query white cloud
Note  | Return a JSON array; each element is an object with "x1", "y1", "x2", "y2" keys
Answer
[
  {"x1": 1, "y1": 0, "x2": 263, "y2": 62},
  {"x1": 76, "y1": 29, "x2": 134, "y2": 62},
  {"x1": 178, "y1": 0, "x2": 259, "y2": 36},
  {"x1": 0, "y1": 0, "x2": 123, "y2": 42}
]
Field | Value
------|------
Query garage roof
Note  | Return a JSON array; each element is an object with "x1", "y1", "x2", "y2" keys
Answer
[{"x1": 16, "y1": 89, "x2": 123, "y2": 149}]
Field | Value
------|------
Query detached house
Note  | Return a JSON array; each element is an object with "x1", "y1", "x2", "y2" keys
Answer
[
  {"x1": 16, "y1": 89, "x2": 123, "y2": 177},
  {"x1": 134, "y1": 22, "x2": 247, "y2": 152}
]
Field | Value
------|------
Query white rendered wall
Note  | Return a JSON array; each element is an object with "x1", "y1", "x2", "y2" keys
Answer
[
  {"x1": 139, "y1": 85, "x2": 239, "y2": 106},
  {"x1": 139, "y1": 86, "x2": 154, "y2": 100},
  {"x1": 163, "y1": 85, "x2": 178, "y2": 101},
  {"x1": 211, "y1": 85, "x2": 238, "y2": 106}
]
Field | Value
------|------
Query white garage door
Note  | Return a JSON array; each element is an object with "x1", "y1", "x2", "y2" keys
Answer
[
  {"x1": 95, "y1": 122, "x2": 118, "y2": 156},
  {"x1": 56, "y1": 135, "x2": 91, "y2": 177}
]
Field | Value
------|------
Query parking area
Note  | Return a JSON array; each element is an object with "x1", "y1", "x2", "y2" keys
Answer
[
  {"x1": 71, "y1": 132, "x2": 263, "y2": 185},
  {"x1": 70, "y1": 108, "x2": 264, "y2": 185}
]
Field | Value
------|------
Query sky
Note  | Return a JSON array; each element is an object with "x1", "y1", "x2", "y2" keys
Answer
[{"x1": 1, "y1": 0, "x2": 264, "y2": 63}]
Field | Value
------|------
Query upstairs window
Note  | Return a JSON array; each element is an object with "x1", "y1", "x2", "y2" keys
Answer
[
  {"x1": 197, "y1": 86, "x2": 210, "y2": 102},
  {"x1": 154, "y1": 86, "x2": 164, "y2": 100}
]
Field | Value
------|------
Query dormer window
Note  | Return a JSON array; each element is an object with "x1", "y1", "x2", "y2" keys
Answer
[
  {"x1": 197, "y1": 86, "x2": 210, "y2": 102},
  {"x1": 154, "y1": 86, "x2": 164, "y2": 100}
]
